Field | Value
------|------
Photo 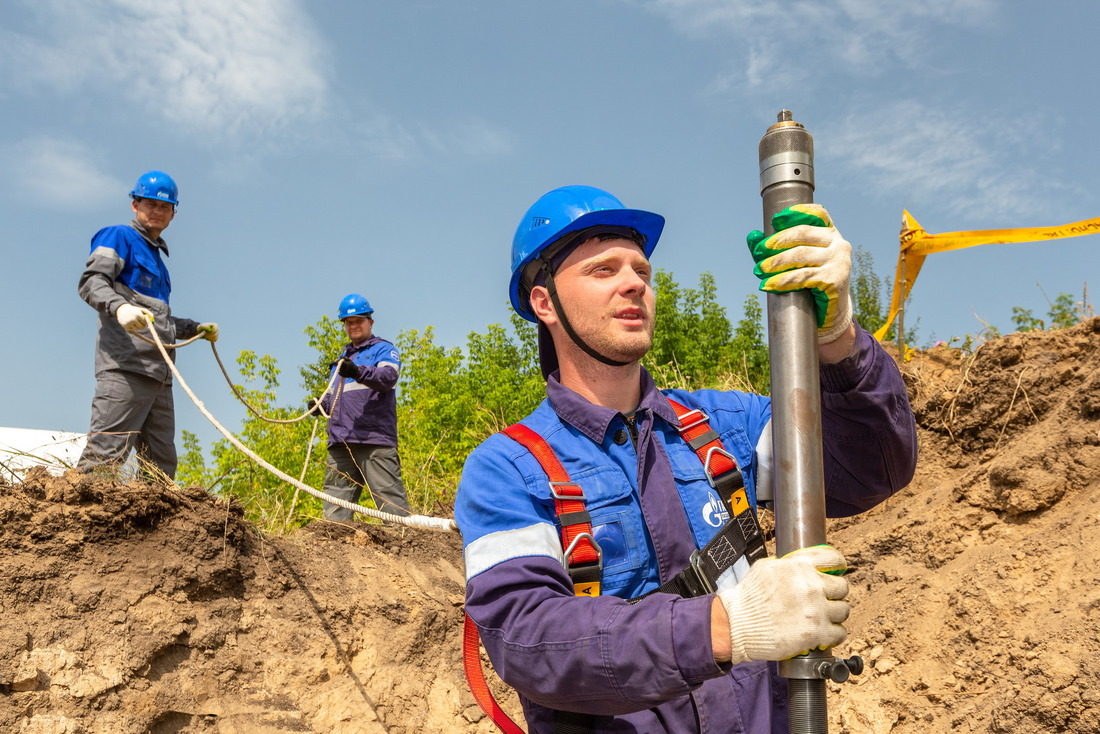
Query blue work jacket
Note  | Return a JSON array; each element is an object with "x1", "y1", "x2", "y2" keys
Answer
[
  {"x1": 78, "y1": 222, "x2": 199, "y2": 381},
  {"x1": 456, "y1": 326, "x2": 918, "y2": 733},
  {"x1": 321, "y1": 336, "x2": 401, "y2": 447}
]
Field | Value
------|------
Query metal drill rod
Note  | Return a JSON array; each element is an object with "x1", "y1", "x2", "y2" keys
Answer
[{"x1": 758, "y1": 110, "x2": 830, "y2": 733}]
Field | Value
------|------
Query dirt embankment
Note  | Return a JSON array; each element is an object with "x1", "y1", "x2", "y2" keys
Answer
[{"x1": 1, "y1": 317, "x2": 1098, "y2": 733}]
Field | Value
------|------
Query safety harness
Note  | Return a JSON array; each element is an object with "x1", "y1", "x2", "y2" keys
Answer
[{"x1": 463, "y1": 397, "x2": 768, "y2": 733}]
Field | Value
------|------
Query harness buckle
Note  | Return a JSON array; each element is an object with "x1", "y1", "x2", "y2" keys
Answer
[
  {"x1": 549, "y1": 481, "x2": 585, "y2": 501},
  {"x1": 676, "y1": 408, "x2": 710, "y2": 433},
  {"x1": 563, "y1": 532, "x2": 603, "y2": 570},
  {"x1": 703, "y1": 445, "x2": 739, "y2": 487},
  {"x1": 686, "y1": 549, "x2": 717, "y2": 596}
]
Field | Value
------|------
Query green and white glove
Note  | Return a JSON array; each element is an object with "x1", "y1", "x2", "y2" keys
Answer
[
  {"x1": 746, "y1": 204, "x2": 853, "y2": 344},
  {"x1": 717, "y1": 544, "x2": 849, "y2": 664},
  {"x1": 115, "y1": 303, "x2": 153, "y2": 332},
  {"x1": 197, "y1": 323, "x2": 219, "y2": 342}
]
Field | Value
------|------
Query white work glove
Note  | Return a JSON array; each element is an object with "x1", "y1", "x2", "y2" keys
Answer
[
  {"x1": 718, "y1": 545, "x2": 849, "y2": 665},
  {"x1": 197, "y1": 322, "x2": 219, "y2": 342},
  {"x1": 115, "y1": 303, "x2": 153, "y2": 332},
  {"x1": 746, "y1": 204, "x2": 853, "y2": 344}
]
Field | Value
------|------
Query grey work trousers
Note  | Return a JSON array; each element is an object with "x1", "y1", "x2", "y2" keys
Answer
[
  {"x1": 323, "y1": 442, "x2": 411, "y2": 521},
  {"x1": 78, "y1": 369, "x2": 177, "y2": 479}
]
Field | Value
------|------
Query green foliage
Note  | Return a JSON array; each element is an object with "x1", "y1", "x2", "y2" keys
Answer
[
  {"x1": 178, "y1": 315, "x2": 546, "y2": 531},
  {"x1": 850, "y1": 246, "x2": 919, "y2": 347},
  {"x1": 397, "y1": 314, "x2": 544, "y2": 511},
  {"x1": 175, "y1": 430, "x2": 208, "y2": 489},
  {"x1": 1011, "y1": 306, "x2": 1044, "y2": 332},
  {"x1": 851, "y1": 247, "x2": 885, "y2": 336},
  {"x1": 1009, "y1": 283, "x2": 1093, "y2": 335},
  {"x1": 1047, "y1": 292, "x2": 1079, "y2": 330},
  {"x1": 645, "y1": 271, "x2": 768, "y2": 393},
  {"x1": 728, "y1": 293, "x2": 769, "y2": 393},
  {"x1": 181, "y1": 266, "x2": 889, "y2": 532},
  {"x1": 301, "y1": 315, "x2": 346, "y2": 396},
  {"x1": 177, "y1": 348, "x2": 329, "y2": 531}
]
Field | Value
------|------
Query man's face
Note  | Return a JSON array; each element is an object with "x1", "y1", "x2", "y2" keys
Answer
[
  {"x1": 131, "y1": 197, "x2": 175, "y2": 234},
  {"x1": 538, "y1": 236, "x2": 655, "y2": 364},
  {"x1": 342, "y1": 314, "x2": 373, "y2": 345}
]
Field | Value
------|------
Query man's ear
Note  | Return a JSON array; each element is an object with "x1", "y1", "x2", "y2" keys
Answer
[{"x1": 529, "y1": 285, "x2": 558, "y2": 326}]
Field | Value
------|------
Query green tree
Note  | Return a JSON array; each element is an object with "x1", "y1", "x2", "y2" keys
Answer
[
  {"x1": 1047, "y1": 292, "x2": 1079, "y2": 329},
  {"x1": 728, "y1": 293, "x2": 769, "y2": 394},
  {"x1": 646, "y1": 270, "x2": 770, "y2": 391},
  {"x1": 177, "y1": 270, "x2": 780, "y2": 531},
  {"x1": 1011, "y1": 306, "x2": 1044, "y2": 332},
  {"x1": 1011, "y1": 284, "x2": 1092, "y2": 334},
  {"x1": 850, "y1": 246, "x2": 885, "y2": 336},
  {"x1": 178, "y1": 349, "x2": 328, "y2": 529},
  {"x1": 397, "y1": 313, "x2": 544, "y2": 510}
]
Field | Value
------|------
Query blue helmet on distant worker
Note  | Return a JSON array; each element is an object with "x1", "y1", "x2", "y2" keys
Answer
[
  {"x1": 509, "y1": 185, "x2": 664, "y2": 322},
  {"x1": 338, "y1": 293, "x2": 373, "y2": 320},
  {"x1": 130, "y1": 170, "x2": 179, "y2": 206}
]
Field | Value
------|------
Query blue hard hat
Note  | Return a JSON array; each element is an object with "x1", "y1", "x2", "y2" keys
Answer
[
  {"x1": 509, "y1": 185, "x2": 664, "y2": 321},
  {"x1": 338, "y1": 293, "x2": 373, "y2": 320},
  {"x1": 130, "y1": 170, "x2": 178, "y2": 205}
]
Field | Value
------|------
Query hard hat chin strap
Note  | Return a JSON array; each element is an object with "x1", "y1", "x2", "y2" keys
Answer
[{"x1": 539, "y1": 260, "x2": 629, "y2": 368}]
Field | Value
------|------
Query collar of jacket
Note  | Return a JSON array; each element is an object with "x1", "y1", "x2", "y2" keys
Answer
[
  {"x1": 129, "y1": 219, "x2": 169, "y2": 254},
  {"x1": 544, "y1": 367, "x2": 679, "y2": 445},
  {"x1": 342, "y1": 335, "x2": 384, "y2": 356}
]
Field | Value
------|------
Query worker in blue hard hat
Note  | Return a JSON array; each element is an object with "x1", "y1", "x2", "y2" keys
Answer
[
  {"x1": 76, "y1": 170, "x2": 218, "y2": 480},
  {"x1": 309, "y1": 293, "x2": 411, "y2": 521},
  {"x1": 455, "y1": 185, "x2": 918, "y2": 732}
]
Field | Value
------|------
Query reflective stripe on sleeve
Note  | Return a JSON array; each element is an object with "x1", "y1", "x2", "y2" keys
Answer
[
  {"x1": 754, "y1": 418, "x2": 773, "y2": 503},
  {"x1": 89, "y1": 245, "x2": 125, "y2": 267},
  {"x1": 463, "y1": 523, "x2": 564, "y2": 581}
]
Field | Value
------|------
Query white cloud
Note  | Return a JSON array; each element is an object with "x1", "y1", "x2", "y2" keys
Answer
[
  {"x1": 1, "y1": 0, "x2": 328, "y2": 140},
  {"x1": 351, "y1": 112, "x2": 516, "y2": 164},
  {"x1": 629, "y1": 0, "x2": 998, "y2": 89},
  {"x1": 418, "y1": 118, "x2": 517, "y2": 158},
  {"x1": 2, "y1": 137, "x2": 122, "y2": 210},
  {"x1": 822, "y1": 100, "x2": 1066, "y2": 217}
]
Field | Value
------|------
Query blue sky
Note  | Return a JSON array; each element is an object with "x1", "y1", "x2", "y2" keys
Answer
[{"x1": 2, "y1": 0, "x2": 1096, "y2": 450}]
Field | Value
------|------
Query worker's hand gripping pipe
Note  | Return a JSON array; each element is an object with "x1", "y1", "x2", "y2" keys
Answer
[{"x1": 757, "y1": 110, "x2": 862, "y2": 733}]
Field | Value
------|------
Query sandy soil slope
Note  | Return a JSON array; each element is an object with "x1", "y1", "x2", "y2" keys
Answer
[{"x1": 2, "y1": 317, "x2": 1097, "y2": 733}]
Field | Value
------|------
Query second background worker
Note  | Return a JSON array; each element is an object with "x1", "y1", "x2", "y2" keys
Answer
[{"x1": 314, "y1": 293, "x2": 411, "y2": 521}]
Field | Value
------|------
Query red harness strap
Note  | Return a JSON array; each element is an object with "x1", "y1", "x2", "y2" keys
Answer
[
  {"x1": 462, "y1": 614, "x2": 525, "y2": 734},
  {"x1": 502, "y1": 423, "x2": 602, "y2": 596},
  {"x1": 462, "y1": 423, "x2": 603, "y2": 734},
  {"x1": 463, "y1": 400, "x2": 757, "y2": 733},
  {"x1": 667, "y1": 397, "x2": 741, "y2": 493}
]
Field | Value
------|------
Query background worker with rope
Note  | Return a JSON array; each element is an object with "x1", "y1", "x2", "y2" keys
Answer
[
  {"x1": 455, "y1": 185, "x2": 917, "y2": 733},
  {"x1": 309, "y1": 293, "x2": 411, "y2": 521},
  {"x1": 76, "y1": 170, "x2": 218, "y2": 480}
]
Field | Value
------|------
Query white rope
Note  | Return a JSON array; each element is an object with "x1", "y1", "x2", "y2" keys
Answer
[
  {"x1": 145, "y1": 325, "x2": 458, "y2": 534},
  {"x1": 139, "y1": 330, "x2": 346, "y2": 424}
]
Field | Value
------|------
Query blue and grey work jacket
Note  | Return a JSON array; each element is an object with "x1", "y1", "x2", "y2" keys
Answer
[
  {"x1": 78, "y1": 221, "x2": 200, "y2": 383},
  {"x1": 456, "y1": 326, "x2": 918, "y2": 734},
  {"x1": 320, "y1": 336, "x2": 401, "y2": 447}
]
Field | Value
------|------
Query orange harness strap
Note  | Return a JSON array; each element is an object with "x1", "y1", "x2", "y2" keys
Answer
[
  {"x1": 462, "y1": 399, "x2": 760, "y2": 733},
  {"x1": 502, "y1": 423, "x2": 603, "y2": 596},
  {"x1": 462, "y1": 422, "x2": 603, "y2": 733}
]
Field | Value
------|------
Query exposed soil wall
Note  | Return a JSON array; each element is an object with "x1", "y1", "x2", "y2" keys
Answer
[{"x1": 2, "y1": 318, "x2": 1097, "y2": 733}]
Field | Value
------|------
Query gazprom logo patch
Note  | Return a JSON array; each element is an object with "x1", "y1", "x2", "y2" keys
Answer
[{"x1": 702, "y1": 490, "x2": 729, "y2": 528}]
